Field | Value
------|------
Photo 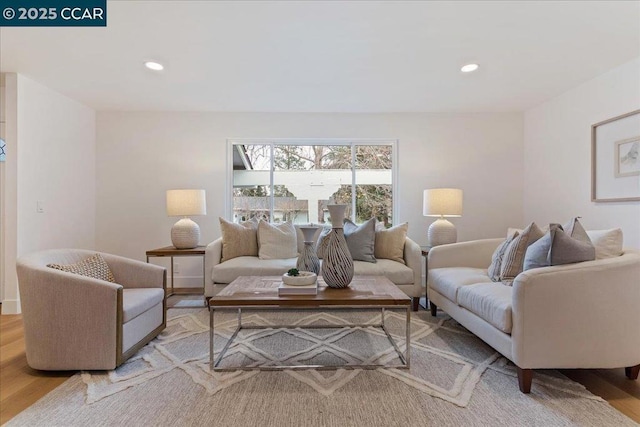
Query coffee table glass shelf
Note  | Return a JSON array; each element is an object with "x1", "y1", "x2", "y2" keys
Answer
[{"x1": 209, "y1": 275, "x2": 411, "y2": 372}]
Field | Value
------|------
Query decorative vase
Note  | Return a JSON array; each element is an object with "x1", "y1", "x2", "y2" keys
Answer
[
  {"x1": 297, "y1": 226, "x2": 320, "y2": 275},
  {"x1": 320, "y1": 205, "x2": 354, "y2": 288}
]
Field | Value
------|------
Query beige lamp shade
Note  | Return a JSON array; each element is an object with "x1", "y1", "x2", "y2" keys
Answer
[
  {"x1": 166, "y1": 189, "x2": 206, "y2": 249},
  {"x1": 423, "y1": 188, "x2": 463, "y2": 247},
  {"x1": 166, "y1": 189, "x2": 207, "y2": 217},
  {"x1": 423, "y1": 188, "x2": 463, "y2": 217}
]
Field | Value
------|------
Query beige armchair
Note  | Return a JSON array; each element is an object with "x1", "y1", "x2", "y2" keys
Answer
[{"x1": 16, "y1": 249, "x2": 166, "y2": 371}]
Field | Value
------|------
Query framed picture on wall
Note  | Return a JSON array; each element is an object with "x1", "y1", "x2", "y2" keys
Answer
[{"x1": 591, "y1": 109, "x2": 640, "y2": 202}]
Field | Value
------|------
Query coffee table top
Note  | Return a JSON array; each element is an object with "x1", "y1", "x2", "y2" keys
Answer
[{"x1": 210, "y1": 276, "x2": 410, "y2": 308}]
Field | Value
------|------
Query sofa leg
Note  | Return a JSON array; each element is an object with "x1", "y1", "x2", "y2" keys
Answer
[
  {"x1": 430, "y1": 302, "x2": 437, "y2": 317},
  {"x1": 516, "y1": 367, "x2": 533, "y2": 393},
  {"x1": 625, "y1": 364, "x2": 640, "y2": 380},
  {"x1": 411, "y1": 297, "x2": 419, "y2": 312}
]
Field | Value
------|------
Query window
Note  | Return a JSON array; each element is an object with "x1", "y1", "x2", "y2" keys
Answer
[{"x1": 229, "y1": 140, "x2": 396, "y2": 226}]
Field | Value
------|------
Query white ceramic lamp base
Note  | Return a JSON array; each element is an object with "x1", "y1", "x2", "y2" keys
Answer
[
  {"x1": 171, "y1": 218, "x2": 200, "y2": 249},
  {"x1": 427, "y1": 218, "x2": 457, "y2": 247}
]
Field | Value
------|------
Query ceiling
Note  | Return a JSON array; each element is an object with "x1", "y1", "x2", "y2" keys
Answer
[{"x1": 1, "y1": 1, "x2": 639, "y2": 113}]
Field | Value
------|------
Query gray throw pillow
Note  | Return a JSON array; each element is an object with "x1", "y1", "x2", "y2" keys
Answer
[
  {"x1": 315, "y1": 226, "x2": 331, "y2": 259},
  {"x1": 343, "y1": 218, "x2": 377, "y2": 263},
  {"x1": 524, "y1": 221, "x2": 596, "y2": 270}
]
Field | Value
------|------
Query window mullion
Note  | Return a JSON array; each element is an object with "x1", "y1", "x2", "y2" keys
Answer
[
  {"x1": 351, "y1": 143, "x2": 356, "y2": 222},
  {"x1": 269, "y1": 143, "x2": 274, "y2": 221}
]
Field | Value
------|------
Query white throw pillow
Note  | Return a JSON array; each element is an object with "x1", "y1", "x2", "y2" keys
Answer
[
  {"x1": 586, "y1": 229, "x2": 623, "y2": 259},
  {"x1": 257, "y1": 221, "x2": 298, "y2": 260}
]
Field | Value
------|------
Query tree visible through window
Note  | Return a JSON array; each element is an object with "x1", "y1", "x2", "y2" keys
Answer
[{"x1": 231, "y1": 141, "x2": 395, "y2": 226}]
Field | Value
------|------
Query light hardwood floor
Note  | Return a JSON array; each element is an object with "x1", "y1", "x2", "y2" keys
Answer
[{"x1": 1, "y1": 312, "x2": 639, "y2": 424}]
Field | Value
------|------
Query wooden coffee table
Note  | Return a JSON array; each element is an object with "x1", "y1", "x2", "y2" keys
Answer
[{"x1": 209, "y1": 275, "x2": 411, "y2": 371}]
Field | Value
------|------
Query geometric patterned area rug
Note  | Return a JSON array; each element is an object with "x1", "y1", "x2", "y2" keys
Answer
[{"x1": 7, "y1": 308, "x2": 638, "y2": 426}]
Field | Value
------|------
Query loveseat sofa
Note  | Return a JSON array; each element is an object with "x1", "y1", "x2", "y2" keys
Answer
[
  {"x1": 427, "y1": 237, "x2": 640, "y2": 393},
  {"x1": 204, "y1": 226, "x2": 424, "y2": 310}
]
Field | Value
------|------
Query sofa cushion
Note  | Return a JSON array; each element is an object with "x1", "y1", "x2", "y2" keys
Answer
[
  {"x1": 374, "y1": 222, "x2": 408, "y2": 264},
  {"x1": 219, "y1": 217, "x2": 258, "y2": 262},
  {"x1": 353, "y1": 259, "x2": 414, "y2": 285},
  {"x1": 257, "y1": 220, "x2": 297, "y2": 260},
  {"x1": 457, "y1": 283, "x2": 513, "y2": 334},
  {"x1": 213, "y1": 256, "x2": 297, "y2": 284},
  {"x1": 500, "y1": 222, "x2": 545, "y2": 284},
  {"x1": 47, "y1": 253, "x2": 116, "y2": 283},
  {"x1": 122, "y1": 288, "x2": 165, "y2": 323},
  {"x1": 344, "y1": 218, "x2": 376, "y2": 263},
  {"x1": 429, "y1": 267, "x2": 491, "y2": 303},
  {"x1": 586, "y1": 228, "x2": 623, "y2": 259}
]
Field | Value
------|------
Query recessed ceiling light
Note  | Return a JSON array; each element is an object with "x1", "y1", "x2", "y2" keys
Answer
[
  {"x1": 144, "y1": 61, "x2": 164, "y2": 71},
  {"x1": 461, "y1": 63, "x2": 479, "y2": 73}
]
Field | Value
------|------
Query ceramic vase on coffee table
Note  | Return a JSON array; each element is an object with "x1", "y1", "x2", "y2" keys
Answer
[
  {"x1": 321, "y1": 204, "x2": 354, "y2": 288},
  {"x1": 297, "y1": 226, "x2": 320, "y2": 275}
]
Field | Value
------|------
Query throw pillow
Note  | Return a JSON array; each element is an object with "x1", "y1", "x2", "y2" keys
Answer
[
  {"x1": 563, "y1": 217, "x2": 591, "y2": 244},
  {"x1": 500, "y1": 222, "x2": 545, "y2": 284},
  {"x1": 343, "y1": 218, "x2": 376, "y2": 263},
  {"x1": 488, "y1": 232, "x2": 519, "y2": 282},
  {"x1": 219, "y1": 217, "x2": 258, "y2": 262},
  {"x1": 586, "y1": 228, "x2": 623, "y2": 259},
  {"x1": 524, "y1": 223, "x2": 596, "y2": 270},
  {"x1": 47, "y1": 253, "x2": 116, "y2": 283},
  {"x1": 257, "y1": 221, "x2": 298, "y2": 260},
  {"x1": 315, "y1": 226, "x2": 332, "y2": 259},
  {"x1": 374, "y1": 222, "x2": 408, "y2": 264}
]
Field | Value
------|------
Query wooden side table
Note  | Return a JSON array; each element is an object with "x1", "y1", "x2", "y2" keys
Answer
[
  {"x1": 146, "y1": 246, "x2": 206, "y2": 297},
  {"x1": 420, "y1": 246, "x2": 430, "y2": 310}
]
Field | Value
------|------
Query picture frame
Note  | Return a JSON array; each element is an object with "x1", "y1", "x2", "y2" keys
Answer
[{"x1": 591, "y1": 109, "x2": 640, "y2": 202}]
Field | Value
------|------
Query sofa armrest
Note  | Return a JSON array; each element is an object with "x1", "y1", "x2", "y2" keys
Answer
[
  {"x1": 404, "y1": 237, "x2": 422, "y2": 295},
  {"x1": 102, "y1": 253, "x2": 166, "y2": 289},
  {"x1": 428, "y1": 238, "x2": 503, "y2": 270},
  {"x1": 511, "y1": 252, "x2": 640, "y2": 369},
  {"x1": 205, "y1": 237, "x2": 223, "y2": 285}
]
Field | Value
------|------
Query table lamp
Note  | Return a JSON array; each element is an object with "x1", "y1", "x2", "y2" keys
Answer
[
  {"x1": 423, "y1": 188, "x2": 463, "y2": 247},
  {"x1": 166, "y1": 189, "x2": 207, "y2": 249}
]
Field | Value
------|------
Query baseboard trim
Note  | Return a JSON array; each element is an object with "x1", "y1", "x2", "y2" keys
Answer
[{"x1": 0, "y1": 299, "x2": 21, "y2": 314}]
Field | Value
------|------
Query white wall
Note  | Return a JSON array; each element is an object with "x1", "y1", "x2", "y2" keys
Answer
[
  {"x1": 1, "y1": 73, "x2": 96, "y2": 314},
  {"x1": 524, "y1": 58, "x2": 640, "y2": 248},
  {"x1": 96, "y1": 112, "x2": 524, "y2": 282}
]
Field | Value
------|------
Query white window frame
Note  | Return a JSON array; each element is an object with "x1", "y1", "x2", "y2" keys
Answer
[{"x1": 226, "y1": 138, "x2": 399, "y2": 223}]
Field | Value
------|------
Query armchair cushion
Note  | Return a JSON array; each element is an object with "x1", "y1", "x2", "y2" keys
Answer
[
  {"x1": 122, "y1": 288, "x2": 165, "y2": 322},
  {"x1": 47, "y1": 253, "x2": 115, "y2": 283},
  {"x1": 354, "y1": 258, "x2": 414, "y2": 284}
]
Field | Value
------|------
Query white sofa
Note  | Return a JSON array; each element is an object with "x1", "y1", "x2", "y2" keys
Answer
[
  {"x1": 427, "y1": 238, "x2": 640, "y2": 393},
  {"x1": 205, "y1": 235, "x2": 424, "y2": 310}
]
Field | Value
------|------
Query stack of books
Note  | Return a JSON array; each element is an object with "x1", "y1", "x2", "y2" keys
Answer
[{"x1": 278, "y1": 281, "x2": 318, "y2": 296}]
